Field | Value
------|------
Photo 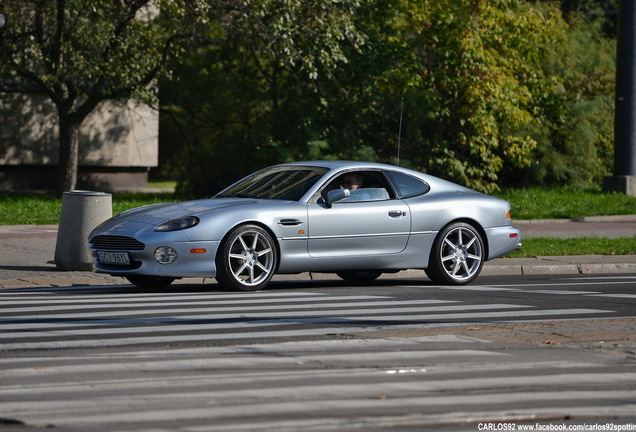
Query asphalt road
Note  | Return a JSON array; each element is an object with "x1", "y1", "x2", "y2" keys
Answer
[
  {"x1": 1, "y1": 219, "x2": 635, "y2": 431},
  {"x1": 1, "y1": 274, "x2": 635, "y2": 431},
  {"x1": 514, "y1": 214, "x2": 636, "y2": 239}
]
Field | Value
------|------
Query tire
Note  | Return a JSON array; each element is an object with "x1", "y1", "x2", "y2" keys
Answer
[
  {"x1": 215, "y1": 224, "x2": 277, "y2": 291},
  {"x1": 336, "y1": 271, "x2": 382, "y2": 283},
  {"x1": 126, "y1": 275, "x2": 175, "y2": 288},
  {"x1": 425, "y1": 222, "x2": 484, "y2": 285}
]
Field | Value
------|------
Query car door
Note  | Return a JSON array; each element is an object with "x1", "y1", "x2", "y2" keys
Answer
[{"x1": 306, "y1": 194, "x2": 411, "y2": 258}]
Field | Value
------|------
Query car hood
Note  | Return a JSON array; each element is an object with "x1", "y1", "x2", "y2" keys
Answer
[{"x1": 111, "y1": 198, "x2": 278, "y2": 226}]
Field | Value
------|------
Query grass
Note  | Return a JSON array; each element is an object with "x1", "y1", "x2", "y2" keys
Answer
[
  {"x1": 506, "y1": 237, "x2": 636, "y2": 258},
  {"x1": 495, "y1": 187, "x2": 636, "y2": 220},
  {"x1": 495, "y1": 187, "x2": 636, "y2": 256},
  {"x1": 0, "y1": 193, "x2": 171, "y2": 225},
  {"x1": 1, "y1": 185, "x2": 635, "y2": 256}
]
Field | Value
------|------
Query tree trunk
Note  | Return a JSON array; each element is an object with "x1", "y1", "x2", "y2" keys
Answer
[{"x1": 57, "y1": 114, "x2": 80, "y2": 195}]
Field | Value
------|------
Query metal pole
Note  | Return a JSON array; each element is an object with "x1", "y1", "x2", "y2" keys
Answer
[
  {"x1": 604, "y1": 0, "x2": 636, "y2": 195},
  {"x1": 614, "y1": 0, "x2": 636, "y2": 176}
]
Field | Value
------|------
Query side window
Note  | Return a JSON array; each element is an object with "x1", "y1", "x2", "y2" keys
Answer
[
  {"x1": 314, "y1": 170, "x2": 394, "y2": 203},
  {"x1": 385, "y1": 171, "x2": 430, "y2": 198}
]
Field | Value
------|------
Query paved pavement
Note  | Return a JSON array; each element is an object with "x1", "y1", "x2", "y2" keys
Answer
[{"x1": 1, "y1": 216, "x2": 635, "y2": 289}]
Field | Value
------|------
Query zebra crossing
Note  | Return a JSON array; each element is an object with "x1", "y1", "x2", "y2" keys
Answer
[
  {"x1": 0, "y1": 286, "x2": 612, "y2": 350},
  {"x1": 2, "y1": 336, "x2": 635, "y2": 431},
  {"x1": 1, "y1": 285, "x2": 634, "y2": 431}
]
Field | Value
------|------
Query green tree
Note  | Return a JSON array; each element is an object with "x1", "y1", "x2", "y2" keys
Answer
[
  {"x1": 158, "y1": 0, "x2": 616, "y2": 194},
  {"x1": 379, "y1": 0, "x2": 557, "y2": 192},
  {"x1": 519, "y1": 8, "x2": 615, "y2": 188},
  {"x1": 159, "y1": 0, "x2": 366, "y2": 196},
  {"x1": 0, "y1": 0, "x2": 209, "y2": 194}
]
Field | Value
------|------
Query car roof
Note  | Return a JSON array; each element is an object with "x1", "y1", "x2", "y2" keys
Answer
[
  {"x1": 280, "y1": 160, "x2": 409, "y2": 173},
  {"x1": 278, "y1": 160, "x2": 475, "y2": 194}
]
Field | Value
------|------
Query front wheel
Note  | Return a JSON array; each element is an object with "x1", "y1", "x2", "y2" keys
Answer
[
  {"x1": 425, "y1": 222, "x2": 484, "y2": 285},
  {"x1": 215, "y1": 224, "x2": 277, "y2": 291}
]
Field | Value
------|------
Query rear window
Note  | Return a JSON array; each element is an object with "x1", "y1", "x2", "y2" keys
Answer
[{"x1": 385, "y1": 171, "x2": 430, "y2": 198}]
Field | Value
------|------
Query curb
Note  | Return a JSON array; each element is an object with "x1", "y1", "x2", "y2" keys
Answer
[
  {"x1": 515, "y1": 214, "x2": 636, "y2": 224},
  {"x1": 3, "y1": 261, "x2": 636, "y2": 290},
  {"x1": 482, "y1": 263, "x2": 636, "y2": 276}
]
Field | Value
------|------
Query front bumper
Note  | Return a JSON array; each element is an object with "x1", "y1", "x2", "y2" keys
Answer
[{"x1": 91, "y1": 239, "x2": 221, "y2": 278}]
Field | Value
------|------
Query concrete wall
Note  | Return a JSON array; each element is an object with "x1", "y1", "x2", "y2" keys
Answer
[{"x1": 0, "y1": 92, "x2": 158, "y2": 192}]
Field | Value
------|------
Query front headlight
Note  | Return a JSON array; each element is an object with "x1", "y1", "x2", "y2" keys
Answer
[{"x1": 154, "y1": 216, "x2": 200, "y2": 232}]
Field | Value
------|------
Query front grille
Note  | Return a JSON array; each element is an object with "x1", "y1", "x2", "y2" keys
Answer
[{"x1": 91, "y1": 235, "x2": 145, "y2": 251}]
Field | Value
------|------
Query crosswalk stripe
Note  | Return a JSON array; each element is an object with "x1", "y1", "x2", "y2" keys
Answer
[
  {"x1": 1, "y1": 306, "x2": 610, "y2": 336},
  {"x1": 0, "y1": 294, "x2": 388, "y2": 305},
  {"x1": 0, "y1": 349, "x2": 502, "y2": 378},
  {"x1": 0, "y1": 309, "x2": 610, "y2": 351},
  {"x1": 423, "y1": 284, "x2": 603, "y2": 294},
  {"x1": 1, "y1": 288, "x2": 324, "y2": 297},
  {"x1": 8, "y1": 391, "x2": 636, "y2": 427},
  {"x1": 0, "y1": 298, "x2": 452, "y2": 314},
  {"x1": 0, "y1": 327, "x2": 359, "y2": 350},
  {"x1": 0, "y1": 286, "x2": 614, "y2": 350},
  {"x1": 7, "y1": 368, "x2": 634, "y2": 396},
  {"x1": 0, "y1": 302, "x2": 518, "y2": 321},
  {"x1": 482, "y1": 281, "x2": 633, "y2": 288},
  {"x1": 5, "y1": 376, "x2": 636, "y2": 412},
  {"x1": 0, "y1": 288, "x2": 616, "y2": 352},
  {"x1": 128, "y1": 406, "x2": 636, "y2": 432}
]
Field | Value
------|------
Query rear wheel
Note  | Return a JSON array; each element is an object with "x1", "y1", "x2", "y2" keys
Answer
[
  {"x1": 336, "y1": 271, "x2": 382, "y2": 283},
  {"x1": 126, "y1": 275, "x2": 175, "y2": 288},
  {"x1": 425, "y1": 222, "x2": 484, "y2": 285},
  {"x1": 215, "y1": 224, "x2": 277, "y2": 291}
]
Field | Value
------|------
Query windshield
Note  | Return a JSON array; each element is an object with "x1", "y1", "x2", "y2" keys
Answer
[{"x1": 216, "y1": 166, "x2": 329, "y2": 201}]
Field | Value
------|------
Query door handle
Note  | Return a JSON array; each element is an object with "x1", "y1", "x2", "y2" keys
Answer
[{"x1": 388, "y1": 210, "x2": 406, "y2": 218}]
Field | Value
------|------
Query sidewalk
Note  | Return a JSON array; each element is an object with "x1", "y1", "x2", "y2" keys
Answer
[{"x1": 1, "y1": 217, "x2": 635, "y2": 289}]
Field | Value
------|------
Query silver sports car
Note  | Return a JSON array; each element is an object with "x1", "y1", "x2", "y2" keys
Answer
[{"x1": 89, "y1": 161, "x2": 521, "y2": 290}]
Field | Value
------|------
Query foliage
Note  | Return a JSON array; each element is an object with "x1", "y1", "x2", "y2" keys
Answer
[
  {"x1": 511, "y1": 7, "x2": 616, "y2": 188},
  {"x1": 0, "y1": 0, "x2": 617, "y2": 195},
  {"x1": 387, "y1": 0, "x2": 613, "y2": 193},
  {"x1": 377, "y1": 0, "x2": 550, "y2": 192},
  {"x1": 0, "y1": 0, "x2": 210, "y2": 193},
  {"x1": 159, "y1": 0, "x2": 368, "y2": 196},
  {"x1": 159, "y1": 0, "x2": 616, "y2": 196},
  {"x1": 0, "y1": 0, "x2": 210, "y2": 102}
]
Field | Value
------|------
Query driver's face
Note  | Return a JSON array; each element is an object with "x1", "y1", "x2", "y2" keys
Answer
[{"x1": 343, "y1": 174, "x2": 362, "y2": 190}]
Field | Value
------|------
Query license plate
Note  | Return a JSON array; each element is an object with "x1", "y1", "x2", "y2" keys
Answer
[{"x1": 97, "y1": 251, "x2": 130, "y2": 265}]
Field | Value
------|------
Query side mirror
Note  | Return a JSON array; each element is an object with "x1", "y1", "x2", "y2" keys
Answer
[{"x1": 326, "y1": 188, "x2": 350, "y2": 207}]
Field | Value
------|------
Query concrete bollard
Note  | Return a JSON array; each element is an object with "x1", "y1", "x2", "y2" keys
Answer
[{"x1": 54, "y1": 191, "x2": 113, "y2": 271}]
